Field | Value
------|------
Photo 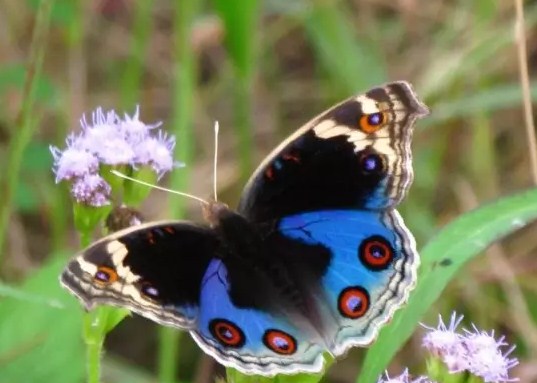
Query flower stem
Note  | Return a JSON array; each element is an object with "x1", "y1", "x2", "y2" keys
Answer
[
  {"x1": 0, "y1": 0, "x2": 55, "y2": 261},
  {"x1": 79, "y1": 228, "x2": 105, "y2": 383},
  {"x1": 84, "y1": 313, "x2": 105, "y2": 383}
]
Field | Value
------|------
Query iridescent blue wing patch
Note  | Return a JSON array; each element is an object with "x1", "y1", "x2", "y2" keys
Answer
[
  {"x1": 277, "y1": 209, "x2": 418, "y2": 356},
  {"x1": 191, "y1": 259, "x2": 325, "y2": 376}
]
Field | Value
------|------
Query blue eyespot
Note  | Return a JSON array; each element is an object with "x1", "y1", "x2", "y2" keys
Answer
[
  {"x1": 359, "y1": 151, "x2": 385, "y2": 175},
  {"x1": 141, "y1": 283, "x2": 160, "y2": 299},
  {"x1": 367, "y1": 113, "x2": 383, "y2": 126}
]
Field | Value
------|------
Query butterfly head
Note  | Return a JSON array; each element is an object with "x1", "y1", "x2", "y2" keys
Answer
[{"x1": 202, "y1": 200, "x2": 232, "y2": 227}]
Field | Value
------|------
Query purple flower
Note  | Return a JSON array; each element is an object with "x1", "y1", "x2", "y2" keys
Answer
[
  {"x1": 50, "y1": 105, "x2": 179, "y2": 205},
  {"x1": 377, "y1": 370, "x2": 435, "y2": 383},
  {"x1": 50, "y1": 143, "x2": 99, "y2": 183},
  {"x1": 132, "y1": 131, "x2": 176, "y2": 177},
  {"x1": 71, "y1": 174, "x2": 111, "y2": 207},
  {"x1": 422, "y1": 313, "x2": 519, "y2": 383},
  {"x1": 120, "y1": 105, "x2": 162, "y2": 143},
  {"x1": 422, "y1": 312, "x2": 468, "y2": 372},
  {"x1": 463, "y1": 326, "x2": 519, "y2": 382}
]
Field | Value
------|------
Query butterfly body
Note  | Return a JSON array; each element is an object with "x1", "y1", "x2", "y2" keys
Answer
[{"x1": 61, "y1": 81, "x2": 429, "y2": 375}]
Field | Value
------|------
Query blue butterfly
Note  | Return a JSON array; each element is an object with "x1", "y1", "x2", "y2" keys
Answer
[{"x1": 61, "y1": 81, "x2": 429, "y2": 376}]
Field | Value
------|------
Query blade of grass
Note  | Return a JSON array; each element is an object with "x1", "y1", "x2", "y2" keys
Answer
[
  {"x1": 514, "y1": 0, "x2": 537, "y2": 184},
  {"x1": 0, "y1": 0, "x2": 55, "y2": 262},
  {"x1": 0, "y1": 280, "x2": 64, "y2": 308},
  {"x1": 120, "y1": 0, "x2": 154, "y2": 109},
  {"x1": 49, "y1": 0, "x2": 86, "y2": 256},
  {"x1": 160, "y1": 1, "x2": 201, "y2": 382},
  {"x1": 212, "y1": 0, "x2": 260, "y2": 181},
  {"x1": 418, "y1": 2, "x2": 537, "y2": 100},
  {"x1": 423, "y1": 81, "x2": 537, "y2": 127},
  {"x1": 304, "y1": 1, "x2": 386, "y2": 94},
  {"x1": 357, "y1": 186, "x2": 537, "y2": 383}
]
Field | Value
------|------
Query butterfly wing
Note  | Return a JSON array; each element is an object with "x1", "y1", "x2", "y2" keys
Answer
[
  {"x1": 275, "y1": 209, "x2": 417, "y2": 356},
  {"x1": 190, "y1": 259, "x2": 325, "y2": 376},
  {"x1": 235, "y1": 81, "x2": 427, "y2": 360},
  {"x1": 238, "y1": 81, "x2": 429, "y2": 222},
  {"x1": 61, "y1": 217, "x2": 327, "y2": 375},
  {"x1": 60, "y1": 221, "x2": 218, "y2": 328}
]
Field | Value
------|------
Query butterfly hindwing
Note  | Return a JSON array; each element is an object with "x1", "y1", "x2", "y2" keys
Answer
[
  {"x1": 190, "y1": 259, "x2": 325, "y2": 376},
  {"x1": 60, "y1": 221, "x2": 219, "y2": 328},
  {"x1": 276, "y1": 209, "x2": 418, "y2": 356},
  {"x1": 238, "y1": 81, "x2": 429, "y2": 222}
]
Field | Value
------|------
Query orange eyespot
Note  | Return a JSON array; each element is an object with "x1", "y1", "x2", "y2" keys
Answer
[
  {"x1": 359, "y1": 236, "x2": 394, "y2": 270},
  {"x1": 263, "y1": 329, "x2": 297, "y2": 355},
  {"x1": 338, "y1": 286, "x2": 370, "y2": 319},
  {"x1": 209, "y1": 319, "x2": 245, "y2": 348},
  {"x1": 359, "y1": 112, "x2": 385, "y2": 133},
  {"x1": 94, "y1": 266, "x2": 118, "y2": 285}
]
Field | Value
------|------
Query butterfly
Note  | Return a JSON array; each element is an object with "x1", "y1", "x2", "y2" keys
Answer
[{"x1": 60, "y1": 81, "x2": 429, "y2": 376}]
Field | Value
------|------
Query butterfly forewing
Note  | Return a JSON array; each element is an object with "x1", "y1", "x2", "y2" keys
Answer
[
  {"x1": 61, "y1": 221, "x2": 218, "y2": 329},
  {"x1": 238, "y1": 81, "x2": 429, "y2": 223}
]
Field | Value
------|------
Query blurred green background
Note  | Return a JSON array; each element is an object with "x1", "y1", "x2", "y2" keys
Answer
[{"x1": 2, "y1": 0, "x2": 537, "y2": 382}]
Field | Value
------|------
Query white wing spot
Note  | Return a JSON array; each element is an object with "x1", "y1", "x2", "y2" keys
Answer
[
  {"x1": 355, "y1": 96, "x2": 379, "y2": 114},
  {"x1": 108, "y1": 240, "x2": 128, "y2": 264}
]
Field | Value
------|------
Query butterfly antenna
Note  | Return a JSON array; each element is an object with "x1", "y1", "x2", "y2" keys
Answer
[
  {"x1": 213, "y1": 120, "x2": 219, "y2": 201},
  {"x1": 110, "y1": 170, "x2": 210, "y2": 206}
]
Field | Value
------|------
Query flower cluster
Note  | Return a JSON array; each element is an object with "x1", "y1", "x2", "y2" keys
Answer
[
  {"x1": 378, "y1": 312, "x2": 518, "y2": 383},
  {"x1": 422, "y1": 312, "x2": 518, "y2": 382},
  {"x1": 377, "y1": 369, "x2": 435, "y2": 383},
  {"x1": 50, "y1": 106, "x2": 178, "y2": 206}
]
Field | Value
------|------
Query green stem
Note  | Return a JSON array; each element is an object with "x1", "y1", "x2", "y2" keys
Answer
[
  {"x1": 158, "y1": 328, "x2": 182, "y2": 383},
  {"x1": 158, "y1": 1, "x2": 200, "y2": 382},
  {"x1": 0, "y1": 0, "x2": 55, "y2": 262},
  {"x1": 235, "y1": 75, "x2": 254, "y2": 183},
  {"x1": 84, "y1": 307, "x2": 109, "y2": 383},
  {"x1": 120, "y1": 0, "x2": 154, "y2": 108},
  {"x1": 49, "y1": 0, "x2": 85, "y2": 256},
  {"x1": 167, "y1": 0, "x2": 198, "y2": 216},
  {"x1": 78, "y1": 227, "x2": 104, "y2": 383}
]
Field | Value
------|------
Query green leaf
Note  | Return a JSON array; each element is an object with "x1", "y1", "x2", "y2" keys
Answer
[
  {"x1": 226, "y1": 368, "x2": 323, "y2": 383},
  {"x1": 424, "y1": 81, "x2": 537, "y2": 127},
  {"x1": 358, "y1": 187, "x2": 537, "y2": 383},
  {"x1": 0, "y1": 256, "x2": 84, "y2": 383},
  {"x1": 0, "y1": 280, "x2": 63, "y2": 308}
]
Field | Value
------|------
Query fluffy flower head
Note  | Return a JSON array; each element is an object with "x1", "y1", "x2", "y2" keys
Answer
[
  {"x1": 50, "y1": 105, "x2": 179, "y2": 205},
  {"x1": 422, "y1": 313, "x2": 519, "y2": 383},
  {"x1": 377, "y1": 370, "x2": 435, "y2": 383}
]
